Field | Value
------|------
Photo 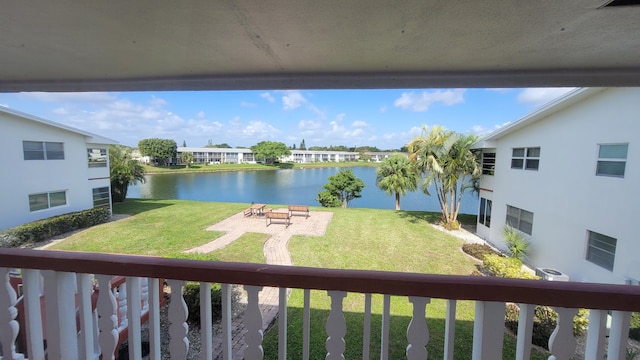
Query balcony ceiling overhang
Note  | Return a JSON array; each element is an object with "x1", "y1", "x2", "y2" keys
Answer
[{"x1": 2, "y1": 1, "x2": 640, "y2": 92}]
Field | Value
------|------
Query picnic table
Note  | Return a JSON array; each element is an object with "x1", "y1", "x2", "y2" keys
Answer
[{"x1": 250, "y1": 203, "x2": 267, "y2": 216}]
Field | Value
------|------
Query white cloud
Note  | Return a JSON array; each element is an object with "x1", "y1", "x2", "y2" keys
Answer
[
  {"x1": 517, "y1": 88, "x2": 576, "y2": 107},
  {"x1": 394, "y1": 89, "x2": 465, "y2": 112},
  {"x1": 352, "y1": 120, "x2": 368, "y2": 127},
  {"x1": 196, "y1": 111, "x2": 206, "y2": 118},
  {"x1": 240, "y1": 101, "x2": 256, "y2": 108},
  {"x1": 260, "y1": 92, "x2": 275, "y2": 103},
  {"x1": 379, "y1": 106, "x2": 387, "y2": 113},
  {"x1": 18, "y1": 92, "x2": 116, "y2": 103},
  {"x1": 282, "y1": 90, "x2": 306, "y2": 110},
  {"x1": 52, "y1": 107, "x2": 68, "y2": 115},
  {"x1": 298, "y1": 120, "x2": 322, "y2": 130}
]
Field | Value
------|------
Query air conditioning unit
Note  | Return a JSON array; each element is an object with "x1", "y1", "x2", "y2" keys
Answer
[{"x1": 535, "y1": 268, "x2": 570, "y2": 282}]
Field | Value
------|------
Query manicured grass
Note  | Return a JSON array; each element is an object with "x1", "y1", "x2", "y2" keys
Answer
[
  {"x1": 49, "y1": 199, "x2": 546, "y2": 359},
  {"x1": 50, "y1": 199, "x2": 246, "y2": 255}
]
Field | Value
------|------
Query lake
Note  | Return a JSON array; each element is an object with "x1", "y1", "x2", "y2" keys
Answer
[{"x1": 128, "y1": 166, "x2": 479, "y2": 214}]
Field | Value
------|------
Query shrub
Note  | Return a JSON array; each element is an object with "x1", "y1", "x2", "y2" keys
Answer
[
  {"x1": 182, "y1": 282, "x2": 223, "y2": 327},
  {"x1": 482, "y1": 254, "x2": 538, "y2": 279},
  {"x1": 502, "y1": 225, "x2": 530, "y2": 260},
  {"x1": 0, "y1": 207, "x2": 110, "y2": 247},
  {"x1": 462, "y1": 243, "x2": 501, "y2": 261},
  {"x1": 630, "y1": 312, "x2": 640, "y2": 341}
]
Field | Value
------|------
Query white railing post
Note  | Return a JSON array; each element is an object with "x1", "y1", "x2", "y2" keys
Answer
[
  {"x1": 548, "y1": 307, "x2": 578, "y2": 360},
  {"x1": 607, "y1": 310, "x2": 632, "y2": 360},
  {"x1": 200, "y1": 282, "x2": 213, "y2": 360},
  {"x1": 244, "y1": 285, "x2": 264, "y2": 360},
  {"x1": 381, "y1": 294, "x2": 391, "y2": 360},
  {"x1": 148, "y1": 278, "x2": 161, "y2": 360},
  {"x1": 96, "y1": 274, "x2": 119, "y2": 360},
  {"x1": 167, "y1": 279, "x2": 189, "y2": 359},
  {"x1": 42, "y1": 270, "x2": 78, "y2": 360},
  {"x1": 472, "y1": 301, "x2": 505, "y2": 360},
  {"x1": 117, "y1": 282, "x2": 128, "y2": 331},
  {"x1": 278, "y1": 287, "x2": 288, "y2": 360},
  {"x1": 221, "y1": 283, "x2": 233, "y2": 360},
  {"x1": 22, "y1": 269, "x2": 45, "y2": 360},
  {"x1": 362, "y1": 293, "x2": 372, "y2": 360},
  {"x1": 325, "y1": 290, "x2": 347, "y2": 360},
  {"x1": 584, "y1": 309, "x2": 606, "y2": 360},
  {"x1": 77, "y1": 273, "x2": 96, "y2": 360},
  {"x1": 0, "y1": 268, "x2": 25, "y2": 360},
  {"x1": 515, "y1": 304, "x2": 535, "y2": 360},
  {"x1": 406, "y1": 296, "x2": 430, "y2": 360},
  {"x1": 141, "y1": 277, "x2": 150, "y2": 313},
  {"x1": 444, "y1": 299, "x2": 457, "y2": 360},
  {"x1": 126, "y1": 276, "x2": 142, "y2": 360}
]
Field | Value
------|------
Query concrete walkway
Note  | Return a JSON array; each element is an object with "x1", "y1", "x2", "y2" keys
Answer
[{"x1": 186, "y1": 209, "x2": 333, "y2": 359}]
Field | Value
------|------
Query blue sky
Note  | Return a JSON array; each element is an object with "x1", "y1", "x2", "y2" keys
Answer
[{"x1": 0, "y1": 88, "x2": 574, "y2": 150}]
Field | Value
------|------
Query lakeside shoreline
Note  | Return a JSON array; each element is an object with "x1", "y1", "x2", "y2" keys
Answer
[{"x1": 142, "y1": 161, "x2": 378, "y2": 174}]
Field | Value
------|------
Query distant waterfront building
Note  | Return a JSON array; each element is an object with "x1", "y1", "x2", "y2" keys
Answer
[
  {"x1": 175, "y1": 147, "x2": 400, "y2": 165},
  {"x1": 0, "y1": 107, "x2": 117, "y2": 230}
]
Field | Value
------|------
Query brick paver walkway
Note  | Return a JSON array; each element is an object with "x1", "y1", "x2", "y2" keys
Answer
[{"x1": 186, "y1": 209, "x2": 333, "y2": 359}]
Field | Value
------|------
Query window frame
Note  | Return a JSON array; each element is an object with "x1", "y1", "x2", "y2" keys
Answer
[
  {"x1": 479, "y1": 198, "x2": 492, "y2": 227},
  {"x1": 92, "y1": 187, "x2": 111, "y2": 208},
  {"x1": 596, "y1": 143, "x2": 628, "y2": 178},
  {"x1": 586, "y1": 230, "x2": 617, "y2": 271},
  {"x1": 481, "y1": 152, "x2": 496, "y2": 175},
  {"x1": 511, "y1": 147, "x2": 540, "y2": 170},
  {"x1": 23, "y1": 141, "x2": 65, "y2": 160},
  {"x1": 505, "y1": 205, "x2": 534, "y2": 235},
  {"x1": 28, "y1": 190, "x2": 67, "y2": 212},
  {"x1": 88, "y1": 148, "x2": 108, "y2": 168}
]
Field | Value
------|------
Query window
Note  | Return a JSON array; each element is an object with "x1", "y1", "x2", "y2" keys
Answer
[
  {"x1": 596, "y1": 143, "x2": 628, "y2": 177},
  {"x1": 88, "y1": 148, "x2": 108, "y2": 168},
  {"x1": 482, "y1": 152, "x2": 496, "y2": 175},
  {"x1": 23, "y1": 141, "x2": 65, "y2": 160},
  {"x1": 506, "y1": 205, "x2": 534, "y2": 235},
  {"x1": 29, "y1": 191, "x2": 67, "y2": 211},
  {"x1": 511, "y1": 147, "x2": 540, "y2": 170},
  {"x1": 92, "y1": 187, "x2": 110, "y2": 208},
  {"x1": 479, "y1": 198, "x2": 492, "y2": 227},
  {"x1": 586, "y1": 230, "x2": 617, "y2": 271}
]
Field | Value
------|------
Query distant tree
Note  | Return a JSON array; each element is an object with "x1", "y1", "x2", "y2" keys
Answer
[
  {"x1": 315, "y1": 169, "x2": 365, "y2": 208},
  {"x1": 376, "y1": 154, "x2": 419, "y2": 210},
  {"x1": 299, "y1": 139, "x2": 307, "y2": 150},
  {"x1": 309, "y1": 146, "x2": 328, "y2": 151},
  {"x1": 109, "y1": 145, "x2": 145, "y2": 202},
  {"x1": 408, "y1": 125, "x2": 480, "y2": 229},
  {"x1": 205, "y1": 143, "x2": 232, "y2": 148},
  {"x1": 138, "y1": 138, "x2": 177, "y2": 167},
  {"x1": 182, "y1": 140, "x2": 187, "y2": 147},
  {"x1": 329, "y1": 145, "x2": 349, "y2": 151},
  {"x1": 292, "y1": 143, "x2": 297, "y2": 150},
  {"x1": 355, "y1": 146, "x2": 381, "y2": 152},
  {"x1": 180, "y1": 152, "x2": 194, "y2": 168},
  {"x1": 250, "y1": 141, "x2": 291, "y2": 164},
  {"x1": 358, "y1": 151, "x2": 372, "y2": 162}
]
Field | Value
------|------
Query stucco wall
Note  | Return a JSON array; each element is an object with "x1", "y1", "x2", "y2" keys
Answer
[
  {"x1": 0, "y1": 113, "x2": 111, "y2": 230},
  {"x1": 479, "y1": 88, "x2": 640, "y2": 284}
]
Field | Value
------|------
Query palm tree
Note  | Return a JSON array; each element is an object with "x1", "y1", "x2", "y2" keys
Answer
[
  {"x1": 109, "y1": 145, "x2": 146, "y2": 202},
  {"x1": 408, "y1": 125, "x2": 480, "y2": 229},
  {"x1": 376, "y1": 154, "x2": 419, "y2": 210},
  {"x1": 180, "y1": 151, "x2": 194, "y2": 168}
]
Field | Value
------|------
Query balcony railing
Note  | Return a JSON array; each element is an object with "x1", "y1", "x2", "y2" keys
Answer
[{"x1": 1, "y1": 248, "x2": 640, "y2": 360}]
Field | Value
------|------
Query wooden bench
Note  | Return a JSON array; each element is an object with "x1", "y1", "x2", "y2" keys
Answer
[
  {"x1": 266, "y1": 211, "x2": 290, "y2": 227},
  {"x1": 243, "y1": 208, "x2": 253, "y2": 217},
  {"x1": 288, "y1": 205, "x2": 309, "y2": 218}
]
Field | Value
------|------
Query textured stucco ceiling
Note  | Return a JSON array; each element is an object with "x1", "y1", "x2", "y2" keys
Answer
[{"x1": 2, "y1": 1, "x2": 640, "y2": 91}]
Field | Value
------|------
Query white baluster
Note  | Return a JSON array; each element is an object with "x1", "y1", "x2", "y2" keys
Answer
[
  {"x1": 126, "y1": 277, "x2": 142, "y2": 360},
  {"x1": 279, "y1": 287, "x2": 288, "y2": 360},
  {"x1": 362, "y1": 293, "x2": 372, "y2": 360},
  {"x1": 148, "y1": 278, "x2": 161, "y2": 360},
  {"x1": 381, "y1": 294, "x2": 391, "y2": 360},
  {"x1": 141, "y1": 277, "x2": 149, "y2": 313},
  {"x1": 325, "y1": 290, "x2": 347, "y2": 360},
  {"x1": 584, "y1": 309, "x2": 606, "y2": 360},
  {"x1": 444, "y1": 299, "x2": 456, "y2": 360},
  {"x1": 167, "y1": 279, "x2": 189, "y2": 358},
  {"x1": 22, "y1": 269, "x2": 44, "y2": 360},
  {"x1": 117, "y1": 283, "x2": 128, "y2": 331},
  {"x1": 548, "y1": 307, "x2": 578, "y2": 360},
  {"x1": 0, "y1": 268, "x2": 25, "y2": 360},
  {"x1": 516, "y1": 304, "x2": 534, "y2": 360},
  {"x1": 244, "y1": 285, "x2": 264, "y2": 359},
  {"x1": 472, "y1": 301, "x2": 505, "y2": 360},
  {"x1": 406, "y1": 296, "x2": 431, "y2": 360},
  {"x1": 42, "y1": 270, "x2": 78, "y2": 360},
  {"x1": 221, "y1": 283, "x2": 232, "y2": 360},
  {"x1": 77, "y1": 273, "x2": 95, "y2": 360},
  {"x1": 607, "y1": 310, "x2": 632, "y2": 360},
  {"x1": 96, "y1": 274, "x2": 119, "y2": 360},
  {"x1": 200, "y1": 282, "x2": 213, "y2": 360}
]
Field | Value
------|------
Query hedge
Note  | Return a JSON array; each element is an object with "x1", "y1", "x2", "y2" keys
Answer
[{"x1": 0, "y1": 207, "x2": 111, "y2": 247}]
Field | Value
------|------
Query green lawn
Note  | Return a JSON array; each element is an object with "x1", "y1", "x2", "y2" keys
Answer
[{"x1": 50, "y1": 199, "x2": 547, "y2": 359}]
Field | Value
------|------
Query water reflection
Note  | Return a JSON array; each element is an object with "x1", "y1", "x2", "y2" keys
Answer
[{"x1": 128, "y1": 167, "x2": 479, "y2": 214}]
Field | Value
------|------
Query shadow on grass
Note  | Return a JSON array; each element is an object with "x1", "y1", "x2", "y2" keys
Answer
[
  {"x1": 112, "y1": 198, "x2": 174, "y2": 215},
  {"x1": 262, "y1": 306, "x2": 546, "y2": 360},
  {"x1": 395, "y1": 211, "x2": 477, "y2": 226}
]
